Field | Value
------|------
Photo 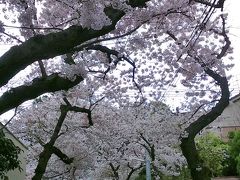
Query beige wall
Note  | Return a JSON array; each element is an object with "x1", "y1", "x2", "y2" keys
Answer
[
  {"x1": 0, "y1": 125, "x2": 27, "y2": 180},
  {"x1": 208, "y1": 96, "x2": 240, "y2": 141},
  {"x1": 218, "y1": 126, "x2": 240, "y2": 142}
]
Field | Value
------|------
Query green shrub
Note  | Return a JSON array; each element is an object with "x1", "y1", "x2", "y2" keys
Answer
[
  {"x1": 0, "y1": 129, "x2": 22, "y2": 178},
  {"x1": 228, "y1": 131, "x2": 240, "y2": 175},
  {"x1": 196, "y1": 132, "x2": 230, "y2": 177}
]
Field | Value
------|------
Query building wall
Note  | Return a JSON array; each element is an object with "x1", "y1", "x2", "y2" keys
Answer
[
  {"x1": 208, "y1": 95, "x2": 240, "y2": 141},
  {"x1": 216, "y1": 126, "x2": 240, "y2": 142},
  {"x1": 0, "y1": 125, "x2": 27, "y2": 180}
]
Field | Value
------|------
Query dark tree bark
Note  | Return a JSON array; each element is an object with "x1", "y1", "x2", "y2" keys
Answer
[
  {"x1": 180, "y1": 68, "x2": 230, "y2": 180},
  {"x1": 126, "y1": 163, "x2": 143, "y2": 180},
  {"x1": 52, "y1": 146, "x2": 74, "y2": 164},
  {"x1": 109, "y1": 163, "x2": 120, "y2": 180},
  {"x1": 0, "y1": 74, "x2": 83, "y2": 115},
  {"x1": 32, "y1": 104, "x2": 69, "y2": 180},
  {"x1": 0, "y1": 11, "x2": 121, "y2": 87},
  {"x1": 32, "y1": 98, "x2": 93, "y2": 180},
  {"x1": 0, "y1": 0, "x2": 150, "y2": 87},
  {"x1": 0, "y1": 0, "x2": 150, "y2": 118}
]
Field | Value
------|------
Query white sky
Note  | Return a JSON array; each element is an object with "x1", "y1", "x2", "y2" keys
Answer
[{"x1": 225, "y1": 0, "x2": 240, "y2": 78}]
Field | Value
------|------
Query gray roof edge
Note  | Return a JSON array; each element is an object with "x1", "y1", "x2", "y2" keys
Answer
[
  {"x1": 230, "y1": 93, "x2": 240, "y2": 103},
  {"x1": 0, "y1": 122, "x2": 28, "y2": 150}
]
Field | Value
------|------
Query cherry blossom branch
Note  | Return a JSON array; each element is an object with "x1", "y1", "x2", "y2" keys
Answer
[
  {"x1": 43, "y1": 170, "x2": 71, "y2": 180},
  {"x1": 55, "y1": 0, "x2": 78, "y2": 12},
  {"x1": 1, "y1": 31, "x2": 23, "y2": 43},
  {"x1": 79, "y1": 8, "x2": 191, "y2": 49},
  {"x1": 166, "y1": 14, "x2": 230, "y2": 178},
  {"x1": 0, "y1": 74, "x2": 83, "y2": 115},
  {"x1": 73, "y1": 25, "x2": 143, "y2": 51},
  {"x1": 63, "y1": 97, "x2": 93, "y2": 126},
  {"x1": 126, "y1": 162, "x2": 143, "y2": 180},
  {"x1": 52, "y1": 146, "x2": 74, "y2": 164},
  {"x1": 139, "y1": 133, "x2": 155, "y2": 161},
  {"x1": 22, "y1": 0, "x2": 48, "y2": 78},
  {"x1": 179, "y1": 99, "x2": 219, "y2": 127},
  {"x1": 86, "y1": 44, "x2": 142, "y2": 93},
  {"x1": 0, "y1": 0, "x2": 152, "y2": 88},
  {"x1": 32, "y1": 104, "x2": 70, "y2": 180},
  {"x1": 57, "y1": 124, "x2": 69, "y2": 137},
  {"x1": 54, "y1": 17, "x2": 79, "y2": 28},
  {"x1": 0, "y1": 9, "x2": 124, "y2": 87},
  {"x1": 53, "y1": 0, "x2": 81, "y2": 24},
  {"x1": 32, "y1": 95, "x2": 94, "y2": 179},
  {"x1": 180, "y1": 67, "x2": 229, "y2": 178},
  {"x1": 109, "y1": 163, "x2": 120, "y2": 179},
  {"x1": 172, "y1": 11, "x2": 230, "y2": 179},
  {"x1": 216, "y1": 14, "x2": 231, "y2": 59},
  {"x1": 3, "y1": 24, "x2": 63, "y2": 31},
  {"x1": 89, "y1": 96, "x2": 105, "y2": 111},
  {"x1": 33, "y1": 134, "x2": 45, "y2": 146}
]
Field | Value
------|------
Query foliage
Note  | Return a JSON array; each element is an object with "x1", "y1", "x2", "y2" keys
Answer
[
  {"x1": 196, "y1": 132, "x2": 230, "y2": 177},
  {"x1": 194, "y1": 131, "x2": 240, "y2": 177},
  {"x1": 0, "y1": 129, "x2": 22, "y2": 178},
  {"x1": 135, "y1": 167, "x2": 191, "y2": 180},
  {"x1": 228, "y1": 131, "x2": 240, "y2": 175}
]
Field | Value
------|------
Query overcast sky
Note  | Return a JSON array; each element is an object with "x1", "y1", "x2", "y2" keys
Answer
[{"x1": 225, "y1": 0, "x2": 240, "y2": 75}]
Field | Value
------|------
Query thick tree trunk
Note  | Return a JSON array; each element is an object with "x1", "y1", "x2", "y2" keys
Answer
[
  {"x1": 32, "y1": 98, "x2": 92, "y2": 180},
  {"x1": 32, "y1": 144, "x2": 54, "y2": 180},
  {"x1": 32, "y1": 105, "x2": 69, "y2": 180},
  {"x1": 180, "y1": 68, "x2": 230, "y2": 180},
  {"x1": 0, "y1": 74, "x2": 83, "y2": 115},
  {"x1": 181, "y1": 137, "x2": 211, "y2": 180}
]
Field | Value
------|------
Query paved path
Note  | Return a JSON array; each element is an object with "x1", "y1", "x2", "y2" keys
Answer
[{"x1": 212, "y1": 177, "x2": 240, "y2": 180}]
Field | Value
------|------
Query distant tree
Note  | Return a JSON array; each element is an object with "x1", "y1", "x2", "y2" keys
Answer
[
  {"x1": 10, "y1": 89, "x2": 186, "y2": 179},
  {"x1": 0, "y1": 129, "x2": 22, "y2": 179}
]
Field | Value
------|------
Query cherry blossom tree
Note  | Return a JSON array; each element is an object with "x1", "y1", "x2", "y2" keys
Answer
[
  {"x1": 0, "y1": 0, "x2": 232, "y2": 179},
  {"x1": 10, "y1": 86, "x2": 186, "y2": 179}
]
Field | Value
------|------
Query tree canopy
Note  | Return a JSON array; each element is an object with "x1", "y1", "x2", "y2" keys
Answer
[{"x1": 0, "y1": 0, "x2": 232, "y2": 179}]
